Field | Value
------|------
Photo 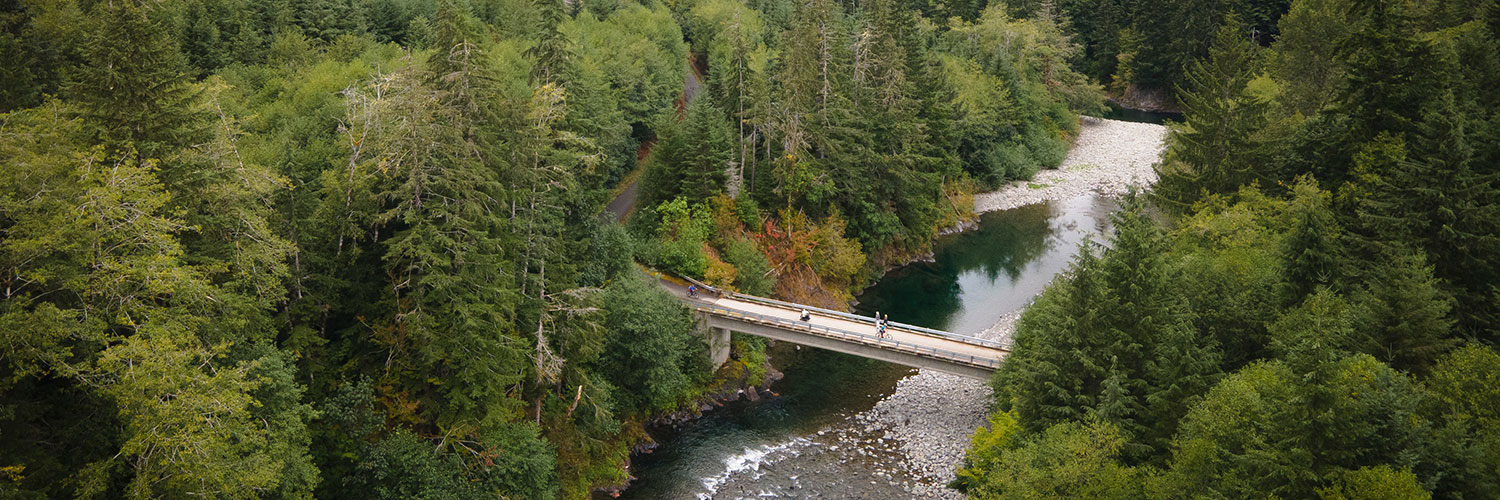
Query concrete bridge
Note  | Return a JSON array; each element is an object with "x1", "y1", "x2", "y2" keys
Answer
[{"x1": 661, "y1": 277, "x2": 1008, "y2": 381}]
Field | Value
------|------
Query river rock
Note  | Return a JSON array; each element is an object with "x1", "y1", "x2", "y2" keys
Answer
[
  {"x1": 974, "y1": 118, "x2": 1167, "y2": 215},
  {"x1": 862, "y1": 117, "x2": 1166, "y2": 498}
]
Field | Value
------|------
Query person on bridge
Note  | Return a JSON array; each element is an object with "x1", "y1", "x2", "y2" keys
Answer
[
  {"x1": 688, "y1": 284, "x2": 697, "y2": 298},
  {"x1": 800, "y1": 309, "x2": 811, "y2": 321}
]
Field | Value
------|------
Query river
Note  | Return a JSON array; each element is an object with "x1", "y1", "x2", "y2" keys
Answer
[
  {"x1": 1101, "y1": 102, "x2": 1182, "y2": 125},
  {"x1": 614, "y1": 194, "x2": 1121, "y2": 499}
]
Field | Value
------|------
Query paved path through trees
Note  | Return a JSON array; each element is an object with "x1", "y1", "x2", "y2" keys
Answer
[{"x1": 603, "y1": 56, "x2": 703, "y2": 220}]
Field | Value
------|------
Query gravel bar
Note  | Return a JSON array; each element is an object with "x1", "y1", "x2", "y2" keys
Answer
[{"x1": 974, "y1": 117, "x2": 1168, "y2": 214}]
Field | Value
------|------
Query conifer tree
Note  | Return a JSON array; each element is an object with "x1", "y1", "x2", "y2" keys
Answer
[
  {"x1": 331, "y1": 42, "x2": 526, "y2": 434},
  {"x1": 510, "y1": 81, "x2": 606, "y2": 426},
  {"x1": 1345, "y1": 94, "x2": 1500, "y2": 337},
  {"x1": 1156, "y1": 19, "x2": 1270, "y2": 213},
  {"x1": 1093, "y1": 357, "x2": 1144, "y2": 450},
  {"x1": 558, "y1": 14, "x2": 634, "y2": 186},
  {"x1": 996, "y1": 242, "x2": 1113, "y2": 432},
  {"x1": 769, "y1": 0, "x2": 840, "y2": 207},
  {"x1": 705, "y1": 3, "x2": 768, "y2": 195},
  {"x1": 1000, "y1": 194, "x2": 1218, "y2": 462},
  {"x1": 1098, "y1": 195, "x2": 1220, "y2": 459},
  {"x1": 69, "y1": 0, "x2": 204, "y2": 160},
  {"x1": 1336, "y1": 0, "x2": 1442, "y2": 141},
  {"x1": 1350, "y1": 251, "x2": 1456, "y2": 373},
  {"x1": 1265, "y1": 0, "x2": 1357, "y2": 117},
  {"x1": 1287, "y1": 0, "x2": 1443, "y2": 186},
  {"x1": 1280, "y1": 178, "x2": 1344, "y2": 304},
  {"x1": 678, "y1": 95, "x2": 735, "y2": 200},
  {"x1": 528, "y1": 0, "x2": 572, "y2": 85}
]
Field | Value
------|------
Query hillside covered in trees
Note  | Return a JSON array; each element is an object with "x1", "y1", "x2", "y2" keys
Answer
[
  {"x1": 959, "y1": 1, "x2": 1500, "y2": 499},
  {"x1": 0, "y1": 0, "x2": 1108, "y2": 498}
]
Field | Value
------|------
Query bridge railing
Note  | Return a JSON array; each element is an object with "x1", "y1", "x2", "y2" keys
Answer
[
  {"x1": 665, "y1": 269, "x2": 1006, "y2": 352},
  {"x1": 689, "y1": 302, "x2": 1003, "y2": 370},
  {"x1": 717, "y1": 291, "x2": 1009, "y2": 351}
]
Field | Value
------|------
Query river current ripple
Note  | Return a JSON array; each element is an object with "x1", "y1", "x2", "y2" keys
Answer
[{"x1": 616, "y1": 194, "x2": 1122, "y2": 500}]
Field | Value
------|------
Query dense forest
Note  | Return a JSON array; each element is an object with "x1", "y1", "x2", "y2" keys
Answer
[
  {"x1": 945, "y1": 0, "x2": 1296, "y2": 108},
  {"x1": 0, "y1": 0, "x2": 1113, "y2": 498},
  {"x1": 960, "y1": 0, "x2": 1500, "y2": 499},
  {"x1": 5, "y1": 0, "x2": 1497, "y2": 498}
]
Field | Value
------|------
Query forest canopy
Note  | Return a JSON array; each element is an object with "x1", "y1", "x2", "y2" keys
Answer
[
  {"x1": 960, "y1": 1, "x2": 1500, "y2": 499},
  {"x1": 0, "y1": 0, "x2": 1103, "y2": 498}
]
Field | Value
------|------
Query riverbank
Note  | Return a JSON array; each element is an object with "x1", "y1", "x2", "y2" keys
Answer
[
  {"x1": 856, "y1": 310, "x2": 1022, "y2": 499},
  {"x1": 865, "y1": 117, "x2": 1168, "y2": 498},
  {"x1": 975, "y1": 117, "x2": 1168, "y2": 214}
]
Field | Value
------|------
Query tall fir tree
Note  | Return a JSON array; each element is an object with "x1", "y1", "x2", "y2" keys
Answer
[
  {"x1": 1156, "y1": 19, "x2": 1271, "y2": 214},
  {"x1": 1279, "y1": 178, "x2": 1344, "y2": 304},
  {"x1": 678, "y1": 95, "x2": 735, "y2": 200},
  {"x1": 1349, "y1": 251, "x2": 1456, "y2": 373},
  {"x1": 1344, "y1": 93, "x2": 1500, "y2": 338},
  {"x1": 68, "y1": 0, "x2": 204, "y2": 161},
  {"x1": 528, "y1": 0, "x2": 572, "y2": 85}
]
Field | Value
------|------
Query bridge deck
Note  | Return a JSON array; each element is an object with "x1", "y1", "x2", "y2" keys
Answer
[{"x1": 662, "y1": 278, "x2": 1008, "y2": 371}]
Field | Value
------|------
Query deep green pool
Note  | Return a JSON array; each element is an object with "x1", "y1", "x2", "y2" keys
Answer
[{"x1": 613, "y1": 194, "x2": 1119, "y2": 500}]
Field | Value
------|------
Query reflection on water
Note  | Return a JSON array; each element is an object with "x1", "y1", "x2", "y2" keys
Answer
[
  {"x1": 613, "y1": 195, "x2": 1118, "y2": 499},
  {"x1": 1097, "y1": 102, "x2": 1183, "y2": 125},
  {"x1": 856, "y1": 195, "x2": 1118, "y2": 335}
]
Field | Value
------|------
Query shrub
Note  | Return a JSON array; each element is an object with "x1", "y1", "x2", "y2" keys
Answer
[
  {"x1": 1022, "y1": 121, "x2": 1067, "y2": 170},
  {"x1": 723, "y1": 237, "x2": 775, "y2": 296},
  {"x1": 647, "y1": 197, "x2": 713, "y2": 278},
  {"x1": 704, "y1": 248, "x2": 738, "y2": 289}
]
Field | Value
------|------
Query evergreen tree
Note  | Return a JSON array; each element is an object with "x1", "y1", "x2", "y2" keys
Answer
[
  {"x1": 0, "y1": 14, "x2": 41, "y2": 112},
  {"x1": 640, "y1": 96, "x2": 734, "y2": 205},
  {"x1": 595, "y1": 270, "x2": 706, "y2": 414},
  {"x1": 509, "y1": 81, "x2": 607, "y2": 428},
  {"x1": 678, "y1": 95, "x2": 735, "y2": 200},
  {"x1": 528, "y1": 0, "x2": 572, "y2": 85},
  {"x1": 1265, "y1": 0, "x2": 1357, "y2": 117},
  {"x1": 293, "y1": 0, "x2": 363, "y2": 42},
  {"x1": 1156, "y1": 19, "x2": 1271, "y2": 213},
  {"x1": 996, "y1": 242, "x2": 1112, "y2": 431},
  {"x1": 1422, "y1": 345, "x2": 1500, "y2": 498},
  {"x1": 1286, "y1": 0, "x2": 1444, "y2": 186},
  {"x1": 1097, "y1": 195, "x2": 1220, "y2": 458},
  {"x1": 329, "y1": 43, "x2": 527, "y2": 439},
  {"x1": 1153, "y1": 355, "x2": 1439, "y2": 499},
  {"x1": 558, "y1": 12, "x2": 635, "y2": 187},
  {"x1": 1000, "y1": 195, "x2": 1218, "y2": 461},
  {"x1": 68, "y1": 0, "x2": 204, "y2": 160},
  {"x1": 1349, "y1": 251, "x2": 1456, "y2": 373},
  {"x1": 1344, "y1": 94, "x2": 1500, "y2": 338},
  {"x1": 1279, "y1": 178, "x2": 1344, "y2": 304}
]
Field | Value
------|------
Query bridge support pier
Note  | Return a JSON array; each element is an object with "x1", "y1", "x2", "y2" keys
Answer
[{"x1": 707, "y1": 326, "x2": 731, "y2": 367}]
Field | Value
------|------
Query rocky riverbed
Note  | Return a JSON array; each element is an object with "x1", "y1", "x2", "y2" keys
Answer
[
  {"x1": 855, "y1": 310, "x2": 1022, "y2": 499},
  {"x1": 975, "y1": 117, "x2": 1168, "y2": 214},
  {"x1": 865, "y1": 117, "x2": 1167, "y2": 498}
]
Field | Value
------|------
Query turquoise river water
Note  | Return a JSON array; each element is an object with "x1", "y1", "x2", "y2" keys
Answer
[{"x1": 612, "y1": 194, "x2": 1120, "y2": 500}]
